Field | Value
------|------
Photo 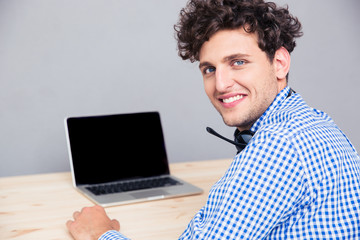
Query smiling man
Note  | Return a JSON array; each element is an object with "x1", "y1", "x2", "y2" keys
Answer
[
  {"x1": 67, "y1": 1, "x2": 360, "y2": 239},
  {"x1": 198, "y1": 28, "x2": 288, "y2": 130}
]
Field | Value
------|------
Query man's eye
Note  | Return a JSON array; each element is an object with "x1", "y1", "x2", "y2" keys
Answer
[
  {"x1": 204, "y1": 67, "x2": 215, "y2": 74},
  {"x1": 233, "y1": 60, "x2": 245, "y2": 66}
]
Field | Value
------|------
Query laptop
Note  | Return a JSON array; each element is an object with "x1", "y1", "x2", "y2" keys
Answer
[{"x1": 64, "y1": 111, "x2": 202, "y2": 207}]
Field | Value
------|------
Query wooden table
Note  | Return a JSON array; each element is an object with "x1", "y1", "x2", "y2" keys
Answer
[{"x1": 0, "y1": 158, "x2": 232, "y2": 240}]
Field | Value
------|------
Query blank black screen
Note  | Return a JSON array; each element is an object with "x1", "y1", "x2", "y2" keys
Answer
[{"x1": 66, "y1": 112, "x2": 170, "y2": 185}]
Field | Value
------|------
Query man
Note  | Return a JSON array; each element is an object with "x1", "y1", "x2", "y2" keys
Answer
[{"x1": 67, "y1": 0, "x2": 360, "y2": 239}]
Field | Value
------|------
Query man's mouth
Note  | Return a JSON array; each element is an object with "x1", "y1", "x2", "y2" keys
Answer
[{"x1": 221, "y1": 95, "x2": 244, "y2": 103}]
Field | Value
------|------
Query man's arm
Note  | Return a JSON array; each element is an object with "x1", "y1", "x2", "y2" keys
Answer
[
  {"x1": 66, "y1": 135, "x2": 305, "y2": 240},
  {"x1": 66, "y1": 205, "x2": 123, "y2": 240}
]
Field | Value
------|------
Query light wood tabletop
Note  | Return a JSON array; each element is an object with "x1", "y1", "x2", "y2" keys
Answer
[{"x1": 0, "y1": 158, "x2": 232, "y2": 240}]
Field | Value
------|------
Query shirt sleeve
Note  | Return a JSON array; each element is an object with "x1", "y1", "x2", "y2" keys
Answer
[
  {"x1": 98, "y1": 230, "x2": 131, "y2": 240},
  {"x1": 179, "y1": 133, "x2": 309, "y2": 239}
]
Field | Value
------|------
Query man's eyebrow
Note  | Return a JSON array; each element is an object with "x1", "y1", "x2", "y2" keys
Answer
[
  {"x1": 198, "y1": 61, "x2": 212, "y2": 70},
  {"x1": 223, "y1": 53, "x2": 251, "y2": 62}
]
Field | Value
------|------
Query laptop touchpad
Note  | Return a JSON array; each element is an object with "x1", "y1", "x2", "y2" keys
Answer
[{"x1": 130, "y1": 190, "x2": 168, "y2": 199}]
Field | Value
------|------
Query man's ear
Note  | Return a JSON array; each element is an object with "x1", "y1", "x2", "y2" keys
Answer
[{"x1": 273, "y1": 47, "x2": 291, "y2": 80}]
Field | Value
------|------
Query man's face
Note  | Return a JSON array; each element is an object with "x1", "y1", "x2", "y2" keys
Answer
[{"x1": 199, "y1": 28, "x2": 287, "y2": 131}]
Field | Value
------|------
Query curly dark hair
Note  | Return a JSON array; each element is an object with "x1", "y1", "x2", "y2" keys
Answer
[{"x1": 174, "y1": 0, "x2": 303, "y2": 62}]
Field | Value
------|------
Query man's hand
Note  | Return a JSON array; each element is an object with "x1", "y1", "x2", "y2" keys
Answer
[{"x1": 66, "y1": 205, "x2": 120, "y2": 240}]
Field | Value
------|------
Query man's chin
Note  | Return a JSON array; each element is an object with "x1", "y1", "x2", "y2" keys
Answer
[
  {"x1": 221, "y1": 117, "x2": 240, "y2": 127},
  {"x1": 217, "y1": 108, "x2": 252, "y2": 128},
  {"x1": 221, "y1": 116, "x2": 253, "y2": 130}
]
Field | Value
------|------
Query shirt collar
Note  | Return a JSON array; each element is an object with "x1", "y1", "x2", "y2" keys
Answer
[{"x1": 250, "y1": 86, "x2": 291, "y2": 133}]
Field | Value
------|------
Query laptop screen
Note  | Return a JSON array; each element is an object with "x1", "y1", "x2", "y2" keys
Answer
[{"x1": 66, "y1": 112, "x2": 170, "y2": 185}]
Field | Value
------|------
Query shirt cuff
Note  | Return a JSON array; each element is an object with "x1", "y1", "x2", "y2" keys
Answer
[{"x1": 98, "y1": 230, "x2": 131, "y2": 240}]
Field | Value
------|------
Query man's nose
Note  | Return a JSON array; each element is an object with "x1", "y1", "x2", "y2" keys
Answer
[{"x1": 215, "y1": 67, "x2": 234, "y2": 92}]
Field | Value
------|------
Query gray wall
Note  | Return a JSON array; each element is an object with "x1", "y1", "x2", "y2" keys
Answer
[{"x1": 1, "y1": 0, "x2": 359, "y2": 177}]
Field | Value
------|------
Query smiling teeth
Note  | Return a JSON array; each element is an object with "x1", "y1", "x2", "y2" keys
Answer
[{"x1": 222, "y1": 95, "x2": 243, "y2": 103}]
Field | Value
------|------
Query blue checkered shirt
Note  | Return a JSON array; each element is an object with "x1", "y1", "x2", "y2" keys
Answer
[{"x1": 99, "y1": 87, "x2": 360, "y2": 239}]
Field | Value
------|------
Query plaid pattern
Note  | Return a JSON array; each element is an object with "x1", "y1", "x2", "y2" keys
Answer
[
  {"x1": 100, "y1": 87, "x2": 360, "y2": 239},
  {"x1": 99, "y1": 230, "x2": 128, "y2": 240}
]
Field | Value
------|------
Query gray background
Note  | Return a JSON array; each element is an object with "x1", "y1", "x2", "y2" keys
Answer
[{"x1": 1, "y1": 0, "x2": 359, "y2": 177}]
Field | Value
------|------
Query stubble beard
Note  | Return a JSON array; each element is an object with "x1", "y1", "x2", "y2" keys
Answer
[{"x1": 219, "y1": 108, "x2": 261, "y2": 130}]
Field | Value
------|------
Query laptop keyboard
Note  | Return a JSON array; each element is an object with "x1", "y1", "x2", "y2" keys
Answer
[{"x1": 86, "y1": 177, "x2": 182, "y2": 195}]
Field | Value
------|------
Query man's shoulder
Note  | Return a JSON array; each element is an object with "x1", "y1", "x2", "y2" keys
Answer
[{"x1": 261, "y1": 94, "x2": 334, "y2": 139}]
